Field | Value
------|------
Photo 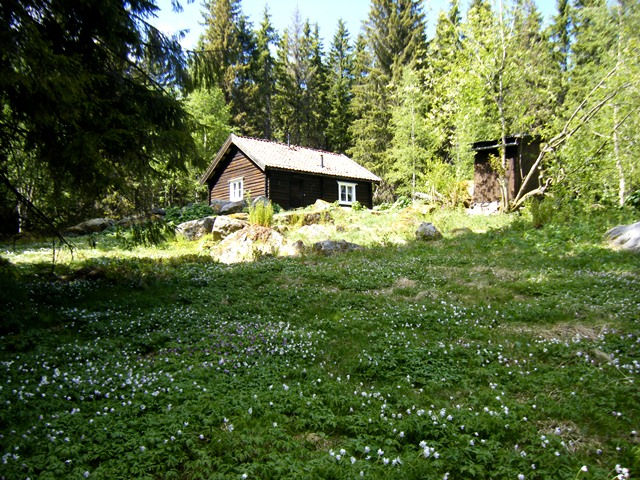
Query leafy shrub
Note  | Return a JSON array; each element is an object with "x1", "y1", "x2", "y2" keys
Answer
[
  {"x1": 165, "y1": 203, "x2": 214, "y2": 224},
  {"x1": 394, "y1": 196, "x2": 412, "y2": 209},
  {"x1": 249, "y1": 200, "x2": 274, "y2": 227},
  {"x1": 351, "y1": 200, "x2": 364, "y2": 211},
  {"x1": 115, "y1": 220, "x2": 175, "y2": 248},
  {"x1": 525, "y1": 195, "x2": 555, "y2": 228},
  {"x1": 624, "y1": 188, "x2": 640, "y2": 211}
]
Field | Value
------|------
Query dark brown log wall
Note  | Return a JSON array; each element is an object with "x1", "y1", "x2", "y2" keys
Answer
[
  {"x1": 208, "y1": 148, "x2": 266, "y2": 203},
  {"x1": 473, "y1": 143, "x2": 535, "y2": 204},
  {"x1": 267, "y1": 170, "x2": 374, "y2": 210}
]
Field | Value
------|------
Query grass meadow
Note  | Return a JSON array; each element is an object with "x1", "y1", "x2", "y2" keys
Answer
[{"x1": 1, "y1": 207, "x2": 638, "y2": 479}]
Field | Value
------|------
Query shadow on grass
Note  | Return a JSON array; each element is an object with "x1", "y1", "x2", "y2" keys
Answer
[{"x1": 1, "y1": 214, "x2": 637, "y2": 341}]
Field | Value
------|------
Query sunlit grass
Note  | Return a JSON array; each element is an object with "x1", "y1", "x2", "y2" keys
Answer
[{"x1": 0, "y1": 206, "x2": 638, "y2": 479}]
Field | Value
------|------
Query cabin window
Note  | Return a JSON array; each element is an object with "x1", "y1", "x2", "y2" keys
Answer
[
  {"x1": 337, "y1": 181, "x2": 356, "y2": 205},
  {"x1": 229, "y1": 177, "x2": 244, "y2": 202}
]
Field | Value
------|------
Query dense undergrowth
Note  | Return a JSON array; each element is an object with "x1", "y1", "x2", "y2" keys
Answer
[{"x1": 0, "y1": 207, "x2": 638, "y2": 479}]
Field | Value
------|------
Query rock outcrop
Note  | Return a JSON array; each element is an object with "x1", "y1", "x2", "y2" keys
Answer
[
  {"x1": 606, "y1": 221, "x2": 640, "y2": 252},
  {"x1": 416, "y1": 222, "x2": 442, "y2": 241},
  {"x1": 219, "y1": 200, "x2": 247, "y2": 215},
  {"x1": 66, "y1": 218, "x2": 114, "y2": 235},
  {"x1": 210, "y1": 216, "x2": 249, "y2": 241},
  {"x1": 215, "y1": 225, "x2": 303, "y2": 263},
  {"x1": 175, "y1": 216, "x2": 217, "y2": 241},
  {"x1": 312, "y1": 239, "x2": 363, "y2": 255}
]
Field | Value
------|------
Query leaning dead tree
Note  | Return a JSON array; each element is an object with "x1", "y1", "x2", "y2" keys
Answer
[
  {"x1": 0, "y1": 169, "x2": 75, "y2": 253},
  {"x1": 510, "y1": 66, "x2": 633, "y2": 210}
]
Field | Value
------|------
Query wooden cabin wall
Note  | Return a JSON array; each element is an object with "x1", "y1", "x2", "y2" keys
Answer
[
  {"x1": 209, "y1": 148, "x2": 266, "y2": 203},
  {"x1": 473, "y1": 155, "x2": 502, "y2": 203},
  {"x1": 267, "y1": 170, "x2": 373, "y2": 210},
  {"x1": 518, "y1": 140, "x2": 541, "y2": 196},
  {"x1": 472, "y1": 140, "x2": 541, "y2": 204}
]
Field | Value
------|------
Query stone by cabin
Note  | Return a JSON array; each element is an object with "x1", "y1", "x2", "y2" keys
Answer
[
  {"x1": 472, "y1": 136, "x2": 540, "y2": 204},
  {"x1": 199, "y1": 135, "x2": 381, "y2": 210}
]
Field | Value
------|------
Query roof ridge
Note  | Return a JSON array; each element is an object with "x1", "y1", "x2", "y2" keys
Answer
[{"x1": 234, "y1": 134, "x2": 348, "y2": 157}]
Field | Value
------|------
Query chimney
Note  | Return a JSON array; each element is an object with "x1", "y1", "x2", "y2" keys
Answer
[{"x1": 320, "y1": 154, "x2": 324, "y2": 168}]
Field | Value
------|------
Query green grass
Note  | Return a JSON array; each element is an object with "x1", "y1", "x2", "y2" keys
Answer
[{"x1": 0, "y1": 207, "x2": 639, "y2": 479}]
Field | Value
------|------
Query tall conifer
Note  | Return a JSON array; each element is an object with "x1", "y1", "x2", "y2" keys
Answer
[{"x1": 326, "y1": 20, "x2": 355, "y2": 153}]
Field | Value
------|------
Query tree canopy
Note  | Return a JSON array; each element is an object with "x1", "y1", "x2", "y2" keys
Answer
[{"x1": 2, "y1": 0, "x2": 640, "y2": 233}]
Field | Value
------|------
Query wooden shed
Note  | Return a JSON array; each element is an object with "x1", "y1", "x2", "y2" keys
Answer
[
  {"x1": 199, "y1": 135, "x2": 381, "y2": 209},
  {"x1": 472, "y1": 136, "x2": 540, "y2": 204}
]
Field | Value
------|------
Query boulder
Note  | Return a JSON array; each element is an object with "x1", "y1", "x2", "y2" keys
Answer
[
  {"x1": 416, "y1": 222, "x2": 442, "y2": 241},
  {"x1": 312, "y1": 199, "x2": 333, "y2": 211},
  {"x1": 175, "y1": 216, "x2": 216, "y2": 241},
  {"x1": 606, "y1": 221, "x2": 640, "y2": 252},
  {"x1": 66, "y1": 217, "x2": 114, "y2": 235},
  {"x1": 312, "y1": 239, "x2": 363, "y2": 256},
  {"x1": 151, "y1": 207, "x2": 166, "y2": 216},
  {"x1": 296, "y1": 224, "x2": 333, "y2": 241},
  {"x1": 251, "y1": 195, "x2": 270, "y2": 207},
  {"x1": 228, "y1": 212, "x2": 249, "y2": 221},
  {"x1": 215, "y1": 225, "x2": 302, "y2": 263},
  {"x1": 209, "y1": 199, "x2": 228, "y2": 214},
  {"x1": 211, "y1": 216, "x2": 249, "y2": 241},
  {"x1": 276, "y1": 209, "x2": 332, "y2": 226},
  {"x1": 116, "y1": 213, "x2": 163, "y2": 228},
  {"x1": 220, "y1": 200, "x2": 247, "y2": 215}
]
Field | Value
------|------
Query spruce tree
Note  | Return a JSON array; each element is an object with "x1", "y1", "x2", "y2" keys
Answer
[
  {"x1": 199, "y1": 0, "x2": 242, "y2": 98},
  {"x1": 253, "y1": 8, "x2": 278, "y2": 139},
  {"x1": 199, "y1": 0, "x2": 258, "y2": 134},
  {"x1": 0, "y1": 0, "x2": 194, "y2": 228},
  {"x1": 273, "y1": 15, "x2": 304, "y2": 145},
  {"x1": 272, "y1": 11, "x2": 328, "y2": 149},
  {"x1": 349, "y1": 0, "x2": 427, "y2": 182},
  {"x1": 326, "y1": 20, "x2": 355, "y2": 153},
  {"x1": 424, "y1": 1, "x2": 463, "y2": 165}
]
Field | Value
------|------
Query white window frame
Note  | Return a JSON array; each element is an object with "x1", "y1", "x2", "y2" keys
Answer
[
  {"x1": 337, "y1": 181, "x2": 357, "y2": 206},
  {"x1": 229, "y1": 177, "x2": 244, "y2": 202}
]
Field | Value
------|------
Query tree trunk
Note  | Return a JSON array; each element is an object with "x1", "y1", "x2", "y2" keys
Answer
[
  {"x1": 614, "y1": 103, "x2": 625, "y2": 206},
  {"x1": 614, "y1": 1, "x2": 625, "y2": 207},
  {"x1": 497, "y1": 0, "x2": 509, "y2": 211}
]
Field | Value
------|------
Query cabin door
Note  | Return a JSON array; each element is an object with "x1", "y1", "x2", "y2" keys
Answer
[{"x1": 289, "y1": 178, "x2": 305, "y2": 208}]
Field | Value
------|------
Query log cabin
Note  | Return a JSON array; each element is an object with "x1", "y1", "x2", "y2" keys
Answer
[
  {"x1": 472, "y1": 135, "x2": 540, "y2": 204},
  {"x1": 199, "y1": 134, "x2": 381, "y2": 210}
]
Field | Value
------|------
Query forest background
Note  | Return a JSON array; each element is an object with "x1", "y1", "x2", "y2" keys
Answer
[{"x1": 1, "y1": 0, "x2": 639, "y2": 234}]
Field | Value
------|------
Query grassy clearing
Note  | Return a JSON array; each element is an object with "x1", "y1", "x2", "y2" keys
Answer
[{"x1": 1, "y1": 207, "x2": 639, "y2": 479}]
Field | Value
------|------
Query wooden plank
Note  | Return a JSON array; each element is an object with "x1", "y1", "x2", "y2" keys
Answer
[{"x1": 209, "y1": 148, "x2": 266, "y2": 203}]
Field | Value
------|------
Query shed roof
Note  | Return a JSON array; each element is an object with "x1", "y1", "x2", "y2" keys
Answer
[
  {"x1": 199, "y1": 134, "x2": 381, "y2": 184},
  {"x1": 471, "y1": 135, "x2": 528, "y2": 151}
]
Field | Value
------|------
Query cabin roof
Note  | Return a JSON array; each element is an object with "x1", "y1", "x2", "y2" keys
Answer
[
  {"x1": 471, "y1": 135, "x2": 530, "y2": 151},
  {"x1": 200, "y1": 134, "x2": 381, "y2": 184}
]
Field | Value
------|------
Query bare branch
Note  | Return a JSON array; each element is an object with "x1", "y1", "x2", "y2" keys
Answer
[
  {"x1": 510, "y1": 67, "x2": 629, "y2": 209},
  {"x1": 0, "y1": 168, "x2": 75, "y2": 252}
]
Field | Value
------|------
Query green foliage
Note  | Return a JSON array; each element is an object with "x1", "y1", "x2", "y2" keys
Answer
[
  {"x1": 350, "y1": 201, "x2": 364, "y2": 211},
  {"x1": 325, "y1": 20, "x2": 355, "y2": 153},
  {"x1": 0, "y1": 0, "x2": 194, "y2": 202},
  {"x1": 114, "y1": 220, "x2": 175, "y2": 249},
  {"x1": 165, "y1": 204, "x2": 215, "y2": 224},
  {"x1": 624, "y1": 188, "x2": 640, "y2": 211},
  {"x1": 1, "y1": 207, "x2": 638, "y2": 479},
  {"x1": 273, "y1": 13, "x2": 328, "y2": 148},
  {"x1": 248, "y1": 201, "x2": 274, "y2": 227},
  {"x1": 524, "y1": 195, "x2": 555, "y2": 228},
  {"x1": 349, "y1": 0, "x2": 427, "y2": 178},
  {"x1": 184, "y1": 87, "x2": 232, "y2": 163}
]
